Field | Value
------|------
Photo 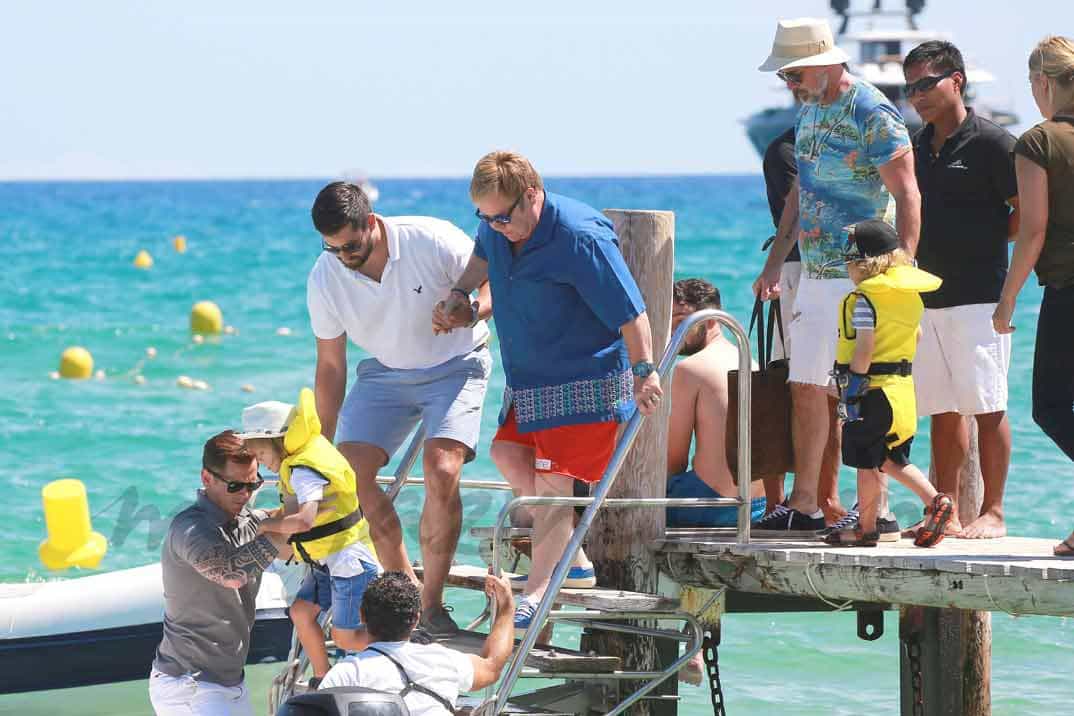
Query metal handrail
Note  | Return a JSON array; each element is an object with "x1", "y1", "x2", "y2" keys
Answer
[
  {"x1": 488, "y1": 308, "x2": 751, "y2": 714},
  {"x1": 384, "y1": 426, "x2": 426, "y2": 503}
]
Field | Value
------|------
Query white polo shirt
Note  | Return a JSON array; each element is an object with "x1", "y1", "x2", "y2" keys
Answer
[{"x1": 307, "y1": 216, "x2": 489, "y2": 370}]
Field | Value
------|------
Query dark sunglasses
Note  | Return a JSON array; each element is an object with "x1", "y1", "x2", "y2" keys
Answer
[
  {"x1": 777, "y1": 69, "x2": 804, "y2": 85},
  {"x1": 207, "y1": 468, "x2": 265, "y2": 494},
  {"x1": 322, "y1": 237, "x2": 365, "y2": 255},
  {"x1": 475, "y1": 192, "x2": 525, "y2": 225},
  {"x1": 903, "y1": 70, "x2": 956, "y2": 97}
]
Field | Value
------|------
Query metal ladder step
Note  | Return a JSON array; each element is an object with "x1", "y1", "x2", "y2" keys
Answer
[
  {"x1": 425, "y1": 629, "x2": 621, "y2": 674},
  {"x1": 470, "y1": 526, "x2": 536, "y2": 539},
  {"x1": 416, "y1": 564, "x2": 680, "y2": 612}
]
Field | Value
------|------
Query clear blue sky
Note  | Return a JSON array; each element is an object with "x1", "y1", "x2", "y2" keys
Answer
[{"x1": 0, "y1": 1, "x2": 1062, "y2": 180}]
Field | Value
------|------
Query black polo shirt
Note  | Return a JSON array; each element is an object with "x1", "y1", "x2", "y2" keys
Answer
[
  {"x1": 913, "y1": 108, "x2": 1017, "y2": 309},
  {"x1": 762, "y1": 127, "x2": 801, "y2": 263}
]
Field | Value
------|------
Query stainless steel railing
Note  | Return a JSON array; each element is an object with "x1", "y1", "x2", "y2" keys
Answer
[{"x1": 487, "y1": 308, "x2": 751, "y2": 714}]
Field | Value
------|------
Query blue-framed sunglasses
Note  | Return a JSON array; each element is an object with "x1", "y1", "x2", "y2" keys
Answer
[
  {"x1": 475, "y1": 192, "x2": 525, "y2": 225},
  {"x1": 820, "y1": 233, "x2": 866, "y2": 271}
]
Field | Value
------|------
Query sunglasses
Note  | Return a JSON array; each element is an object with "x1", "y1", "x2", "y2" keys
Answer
[
  {"x1": 777, "y1": 69, "x2": 804, "y2": 85},
  {"x1": 207, "y1": 468, "x2": 265, "y2": 494},
  {"x1": 475, "y1": 192, "x2": 525, "y2": 225},
  {"x1": 322, "y1": 233, "x2": 368, "y2": 255},
  {"x1": 903, "y1": 70, "x2": 956, "y2": 97}
]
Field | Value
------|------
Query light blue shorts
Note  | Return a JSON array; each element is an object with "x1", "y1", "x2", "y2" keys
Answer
[
  {"x1": 337, "y1": 345, "x2": 491, "y2": 463},
  {"x1": 295, "y1": 559, "x2": 380, "y2": 630}
]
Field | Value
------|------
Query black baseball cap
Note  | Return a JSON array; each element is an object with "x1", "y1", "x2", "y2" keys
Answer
[{"x1": 844, "y1": 220, "x2": 899, "y2": 260}]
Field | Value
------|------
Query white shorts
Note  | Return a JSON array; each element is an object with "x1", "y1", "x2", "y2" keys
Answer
[
  {"x1": 787, "y1": 276, "x2": 854, "y2": 387},
  {"x1": 915, "y1": 304, "x2": 1011, "y2": 416},
  {"x1": 149, "y1": 671, "x2": 253, "y2": 716},
  {"x1": 771, "y1": 261, "x2": 801, "y2": 362}
]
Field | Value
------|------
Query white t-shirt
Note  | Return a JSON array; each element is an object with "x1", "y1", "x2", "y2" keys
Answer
[
  {"x1": 319, "y1": 640, "x2": 475, "y2": 716},
  {"x1": 291, "y1": 467, "x2": 379, "y2": 578},
  {"x1": 307, "y1": 216, "x2": 490, "y2": 370}
]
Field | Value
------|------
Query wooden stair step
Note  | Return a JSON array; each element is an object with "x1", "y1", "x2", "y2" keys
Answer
[
  {"x1": 417, "y1": 563, "x2": 679, "y2": 612},
  {"x1": 428, "y1": 629, "x2": 620, "y2": 674}
]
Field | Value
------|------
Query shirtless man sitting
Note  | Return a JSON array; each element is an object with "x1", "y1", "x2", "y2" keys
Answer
[{"x1": 666, "y1": 278, "x2": 766, "y2": 527}]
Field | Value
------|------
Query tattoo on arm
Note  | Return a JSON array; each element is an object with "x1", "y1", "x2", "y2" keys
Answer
[{"x1": 186, "y1": 535, "x2": 279, "y2": 589}]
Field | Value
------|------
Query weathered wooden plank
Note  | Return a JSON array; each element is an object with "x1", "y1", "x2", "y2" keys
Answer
[
  {"x1": 661, "y1": 551, "x2": 1074, "y2": 617},
  {"x1": 654, "y1": 535, "x2": 1074, "y2": 581},
  {"x1": 418, "y1": 563, "x2": 680, "y2": 612}
]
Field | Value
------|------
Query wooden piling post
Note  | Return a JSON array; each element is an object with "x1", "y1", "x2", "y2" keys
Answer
[
  {"x1": 900, "y1": 418, "x2": 992, "y2": 716},
  {"x1": 585, "y1": 210, "x2": 675, "y2": 716}
]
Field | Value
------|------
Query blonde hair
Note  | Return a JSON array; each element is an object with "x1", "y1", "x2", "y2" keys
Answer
[
  {"x1": 470, "y1": 151, "x2": 544, "y2": 202},
  {"x1": 1030, "y1": 35, "x2": 1074, "y2": 113},
  {"x1": 852, "y1": 248, "x2": 912, "y2": 280}
]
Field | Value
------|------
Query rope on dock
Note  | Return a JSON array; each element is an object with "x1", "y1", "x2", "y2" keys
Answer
[{"x1": 804, "y1": 564, "x2": 854, "y2": 611}]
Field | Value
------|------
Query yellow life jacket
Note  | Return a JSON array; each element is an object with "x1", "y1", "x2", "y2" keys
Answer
[
  {"x1": 835, "y1": 265, "x2": 942, "y2": 447},
  {"x1": 278, "y1": 388, "x2": 376, "y2": 564}
]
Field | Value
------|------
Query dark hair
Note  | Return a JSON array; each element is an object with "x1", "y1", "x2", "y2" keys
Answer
[
  {"x1": 311, "y1": 181, "x2": 373, "y2": 237},
  {"x1": 904, "y1": 41, "x2": 968, "y2": 96},
  {"x1": 203, "y1": 430, "x2": 254, "y2": 474},
  {"x1": 360, "y1": 572, "x2": 421, "y2": 641},
  {"x1": 673, "y1": 278, "x2": 721, "y2": 310}
]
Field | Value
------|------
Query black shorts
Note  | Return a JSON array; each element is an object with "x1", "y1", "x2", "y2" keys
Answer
[{"x1": 841, "y1": 389, "x2": 914, "y2": 469}]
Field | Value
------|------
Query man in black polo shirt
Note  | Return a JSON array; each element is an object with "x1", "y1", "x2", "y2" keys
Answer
[{"x1": 903, "y1": 41, "x2": 1019, "y2": 539}]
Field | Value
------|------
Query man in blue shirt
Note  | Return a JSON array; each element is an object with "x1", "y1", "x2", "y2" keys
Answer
[{"x1": 435, "y1": 150, "x2": 662, "y2": 632}]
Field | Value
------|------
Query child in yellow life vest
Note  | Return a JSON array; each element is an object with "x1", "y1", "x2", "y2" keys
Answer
[
  {"x1": 238, "y1": 388, "x2": 380, "y2": 686},
  {"x1": 825, "y1": 220, "x2": 954, "y2": 548}
]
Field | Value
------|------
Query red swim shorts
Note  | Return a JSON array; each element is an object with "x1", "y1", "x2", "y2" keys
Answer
[{"x1": 493, "y1": 408, "x2": 619, "y2": 484}]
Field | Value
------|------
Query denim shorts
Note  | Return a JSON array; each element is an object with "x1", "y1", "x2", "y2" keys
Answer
[
  {"x1": 336, "y1": 345, "x2": 491, "y2": 463},
  {"x1": 295, "y1": 560, "x2": 379, "y2": 630}
]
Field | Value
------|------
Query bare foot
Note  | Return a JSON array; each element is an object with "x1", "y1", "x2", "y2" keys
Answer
[
  {"x1": 678, "y1": 651, "x2": 704, "y2": 686},
  {"x1": 1054, "y1": 531, "x2": 1074, "y2": 557},
  {"x1": 961, "y1": 510, "x2": 1007, "y2": 539}
]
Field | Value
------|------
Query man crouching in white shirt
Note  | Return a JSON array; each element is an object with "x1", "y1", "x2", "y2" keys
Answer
[{"x1": 319, "y1": 571, "x2": 515, "y2": 716}]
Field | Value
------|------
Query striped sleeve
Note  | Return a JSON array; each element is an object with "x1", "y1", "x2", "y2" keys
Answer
[{"x1": 851, "y1": 299, "x2": 876, "y2": 330}]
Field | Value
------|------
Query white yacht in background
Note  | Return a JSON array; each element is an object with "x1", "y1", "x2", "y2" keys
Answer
[
  {"x1": 743, "y1": 0, "x2": 1018, "y2": 158},
  {"x1": 340, "y1": 169, "x2": 379, "y2": 203}
]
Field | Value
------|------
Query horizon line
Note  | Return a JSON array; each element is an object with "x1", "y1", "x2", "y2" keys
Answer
[{"x1": 0, "y1": 170, "x2": 763, "y2": 185}]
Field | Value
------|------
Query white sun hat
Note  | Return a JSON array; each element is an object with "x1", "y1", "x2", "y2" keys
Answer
[
  {"x1": 235, "y1": 400, "x2": 296, "y2": 440},
  {"x1": 759, "y1": 17, "x2": 851, "y2": 72}
]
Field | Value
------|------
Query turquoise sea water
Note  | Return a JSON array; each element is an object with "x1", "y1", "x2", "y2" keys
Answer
[{"x1": 1, "y1": 177, "x2": 1071, "y2": 714}]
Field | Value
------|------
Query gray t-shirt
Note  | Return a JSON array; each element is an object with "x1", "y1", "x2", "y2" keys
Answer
[{"x1": 152, "y1": 490, "x2": 278, "y2": 686}]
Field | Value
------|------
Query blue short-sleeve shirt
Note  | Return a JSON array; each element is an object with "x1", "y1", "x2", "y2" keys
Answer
[{"x1": 475, "y1": 192, "x2": 646, "y2": 431}]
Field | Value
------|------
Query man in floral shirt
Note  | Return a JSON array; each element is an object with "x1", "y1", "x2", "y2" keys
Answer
[{"x1": 752, "y1": 17, "x2": 921, "y2": 535}]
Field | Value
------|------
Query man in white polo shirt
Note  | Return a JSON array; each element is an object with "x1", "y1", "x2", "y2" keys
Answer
[{"x1": 308, "y1": 182, "x2": 492, "y2": 638}]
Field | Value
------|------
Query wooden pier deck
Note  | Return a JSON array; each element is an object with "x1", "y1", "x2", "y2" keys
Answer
[{"x1": 657, "y1": 532, "x2": 1074, "y2": 617}]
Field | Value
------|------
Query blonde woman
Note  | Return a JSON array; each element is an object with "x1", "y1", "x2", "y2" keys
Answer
[{"x1": 992, "y1": 36, "x2": 1074, "y2": 556}]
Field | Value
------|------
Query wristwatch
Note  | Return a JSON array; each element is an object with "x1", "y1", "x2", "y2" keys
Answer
[
  {"x1": 631, "y1": 360, "x2": 656, "y2": 378},
  {"x1": 467, "y1": 300, "x2": 481, "y2": 328}
]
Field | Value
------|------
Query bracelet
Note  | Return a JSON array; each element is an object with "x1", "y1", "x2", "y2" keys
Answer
[{"x1": 451, "y1": 287, "x2": 471, "y2": 299}]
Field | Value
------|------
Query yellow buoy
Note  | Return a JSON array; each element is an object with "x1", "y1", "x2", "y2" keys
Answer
[
  {"x1": 190, "y1": 300, "x2": 223, "y2": 335},
  {"x1": 59, "y1": 346, "x2": 94, "y2": 379},
  {"x1": 133, "y1": 249, "x2": 153, "y2": 269},
  {"x1": 38, "y1": 479, "x2": 108, "y2": 571},
  {"x1": 173, "y1": 235, "x2": 188, "y2": 253}
]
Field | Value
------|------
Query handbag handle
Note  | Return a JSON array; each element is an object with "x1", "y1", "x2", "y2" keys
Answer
[
  {"x1": 748, "y1": 297, "x2": 769, "y2": 370},
  {"x1": 767, "y1": 297, "x2": 787, "y2": 364}
]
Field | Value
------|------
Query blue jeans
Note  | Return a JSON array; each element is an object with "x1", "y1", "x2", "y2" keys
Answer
[
  {"x1": 666, "y1": 470, "x2": 766, "y2": 527},
  {"x1": 295, "y1": 560, "x2": 379, "y2": 630}
]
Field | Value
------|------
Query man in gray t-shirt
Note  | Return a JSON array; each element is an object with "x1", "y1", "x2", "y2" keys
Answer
[{"x1": 149, "y1": 431, "x2": 287, "y2": 716}]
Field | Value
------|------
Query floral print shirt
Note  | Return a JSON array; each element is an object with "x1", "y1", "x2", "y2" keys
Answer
[{"x1": 795, "y1": 77, "x2": 911, "y2": 279}]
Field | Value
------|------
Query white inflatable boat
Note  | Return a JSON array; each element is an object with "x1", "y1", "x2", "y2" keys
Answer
[{"x1": 0, "y1": 562, "x2": 294, "y2": 695}]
